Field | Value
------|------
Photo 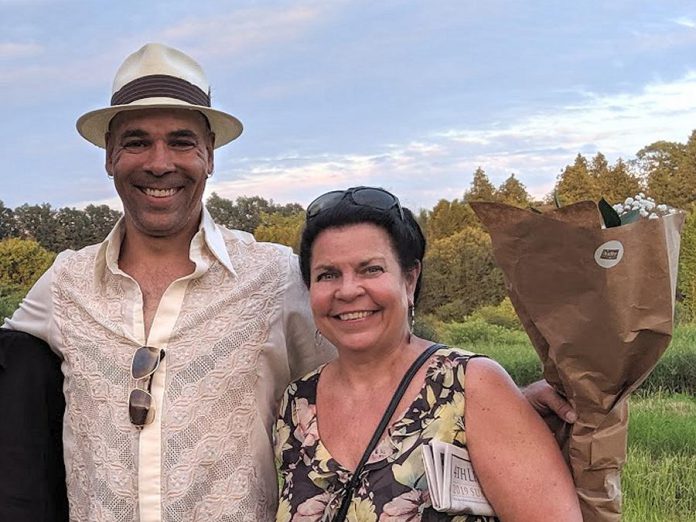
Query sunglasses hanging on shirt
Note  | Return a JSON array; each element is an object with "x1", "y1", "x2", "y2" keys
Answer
[{"x1": 129, "y1": 346, "x2": 165, "y2": 429}]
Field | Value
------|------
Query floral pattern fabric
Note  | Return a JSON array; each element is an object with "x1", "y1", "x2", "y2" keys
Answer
[{"x1": 274, "y1": 347, "x2": 499, "y2": 522}]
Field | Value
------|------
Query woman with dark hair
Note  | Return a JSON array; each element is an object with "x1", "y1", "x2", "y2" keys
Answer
[{"x1": 274, "y1": 187, "x2": 581, "y2": 521}]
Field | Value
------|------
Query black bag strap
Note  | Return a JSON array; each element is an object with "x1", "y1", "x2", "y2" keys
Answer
[{"x1": 332, "y1": 343, "x2": 444, "y2": 521}]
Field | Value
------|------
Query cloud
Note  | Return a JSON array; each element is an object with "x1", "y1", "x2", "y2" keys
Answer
[
  {"x1": 0, "y1": 42, "x2": 42, "y2": 59},
  {"x1": 439, "y1": 71, "x2": 696, "y2": 158},
  {"x1": 0, "y1": 0, "x2": 53, "y2": 4},
  {"x1": 209, "y1": 71, "x2": 696, "y2": 209},
  {"x1": 70, "y1": 195, "x2": 123, "y2": 211},
  {"x1": 629, "y1": 16, "x2": 696, "y2": 52},
  {"x1": 0, "y1": 43, "x2": 129, "y2": 96},
  {"x1": 209, "y1": 136, "x2": 487, "y2": 212},
  {"x1": 157, "y1": 2, "x2": 333, "y2": 60},
  {"x1": 209, "y1": 153, "x2": 382, "y2": 202},
  {"x1": 0, "y1": 2, "x2": 334, "y2": 98},
  {"x1": 672, "y1": 16, "x2": 696, "y2": 29},
  {"x1": 18, "y1": 65, "x2": 696, "y2": 211},
  {"x1": 6, "y1": 2, "x2": 696, "y2": 212}
]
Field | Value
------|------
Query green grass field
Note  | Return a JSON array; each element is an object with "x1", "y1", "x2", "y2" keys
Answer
[
  {"x1": 624, "y1": 393, "x2": 696, "y2": 521},
  {"x1": 435, "y1": 320, "x2": 696, "y2": 521}
]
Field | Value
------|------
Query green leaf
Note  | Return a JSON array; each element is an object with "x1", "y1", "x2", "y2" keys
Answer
[
  {"x1": 598, "y1": 198, "x2": 622, "y2": 228},
  {"x1": 620, "y1": 209, "x2": 641, "y2": 225}
]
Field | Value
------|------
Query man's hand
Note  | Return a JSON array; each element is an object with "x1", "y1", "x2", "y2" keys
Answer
[{"x1": 523, "y1": 379, "x2": 577, "y2": 424}]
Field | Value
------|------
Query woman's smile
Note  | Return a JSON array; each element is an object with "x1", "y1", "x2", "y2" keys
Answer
[{"x1": 333, "y1": 310, "x2": 377, "y2": 321}]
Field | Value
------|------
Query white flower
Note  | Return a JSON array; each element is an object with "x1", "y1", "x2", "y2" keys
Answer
[{"x1": 614, "y1": 193, "x2": 679, "y2": 222}]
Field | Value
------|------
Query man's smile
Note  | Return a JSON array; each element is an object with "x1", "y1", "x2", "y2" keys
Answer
[{"x1": 138, "y1": 187, "x2": 182, "y2": 198}]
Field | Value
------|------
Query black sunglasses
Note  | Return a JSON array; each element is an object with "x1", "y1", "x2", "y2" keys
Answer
[
  {"x1": 306, "y1": 187, "x2": 405, "y2": 221},
  {"x1": 129, "y1": 346, "x2": 165, "y2": 429}
]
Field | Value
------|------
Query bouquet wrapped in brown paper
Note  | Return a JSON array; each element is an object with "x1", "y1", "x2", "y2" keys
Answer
[{"x1": 470, "y1": 199, "x2": 684, "y2": 522}]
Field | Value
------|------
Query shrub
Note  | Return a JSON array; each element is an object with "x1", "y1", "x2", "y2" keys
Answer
[
  {"x1": 674, "y1": 300, "x2": 688, "y2": 326},
  {"x1": 413, "y1": 313, "x2": 445, "y2": 343},
  {"x1": 441, "y1": 319, "x2": 542, "y2": 385},
  {"x1": 438, "y1": 320, "x2": 696, "y2": 393},
  {"x1": 471, "y1": 297, "x2": 523, "y2": 330},
  {"x1": 419, "y1": 226, "x2": 505, "y2": 322},
  {"x1": 638, "y1": 325, "x2": 696, "y2": 395},
  {"x1": 678, "y1": 208, "x2": 696, "y2": 321},
  {"x1": 0, "y1": 238, "x2": 53, "y2": 322},
  {"x1": 0, "y1": 238, "x2": 54, "y2": 290},
  {"x1": 0, "y1": 288, "x2": 23, "y2": 322},
  {"x1": 442, "y1": 318, "x2": 527, "y2": 346}
]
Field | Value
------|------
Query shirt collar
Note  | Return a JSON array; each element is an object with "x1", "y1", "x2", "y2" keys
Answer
[
  {"x1": 199, "y1": 207, "x2": 235, "y2": 275},
  {"x1": 93, "y1": 207, "x2": 236, "y2": 284}
]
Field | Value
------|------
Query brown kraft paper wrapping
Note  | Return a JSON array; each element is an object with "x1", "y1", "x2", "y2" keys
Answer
[{"x1": 470, "y1": 201, "x2": 684, "y2": 522}]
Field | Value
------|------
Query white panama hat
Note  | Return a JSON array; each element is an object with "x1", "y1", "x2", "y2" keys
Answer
[{"x1": 76, "y1": 43, "x2": 243, "y2": 149}]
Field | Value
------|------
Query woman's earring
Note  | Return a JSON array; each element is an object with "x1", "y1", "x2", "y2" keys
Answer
[
  {"x1": 408, "y1": 303, "x2": 415, "y2": 341},
  {"x1": 314, "y1": 329, "x2": 324, "y2": 348}
]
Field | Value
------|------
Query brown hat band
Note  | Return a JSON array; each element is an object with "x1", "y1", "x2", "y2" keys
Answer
[{"x1": 111, "y1": 74, "x2": 211, "y2": 107}]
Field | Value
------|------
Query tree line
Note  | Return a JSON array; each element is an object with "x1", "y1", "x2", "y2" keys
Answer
[{"x1": 3, "y1": 129, "x2": 696, "y2": 321}]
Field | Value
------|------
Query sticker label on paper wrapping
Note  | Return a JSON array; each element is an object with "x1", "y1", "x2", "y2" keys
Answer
[{"x1": 594, "y1": 240, "x2": 624, "y2": 269}]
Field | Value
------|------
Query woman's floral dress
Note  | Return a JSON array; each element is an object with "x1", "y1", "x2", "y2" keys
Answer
[{"x1": 274, "y1": 347, "x2": 499, "y2": 522}]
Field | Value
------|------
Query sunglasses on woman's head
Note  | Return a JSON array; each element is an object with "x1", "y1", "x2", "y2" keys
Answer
[
  {"x1": 129, "y1": 346, "x2": 165, "y2": 429},
  {"x1": 306, "y1": 187, "x2": 405, "y2": 221}
]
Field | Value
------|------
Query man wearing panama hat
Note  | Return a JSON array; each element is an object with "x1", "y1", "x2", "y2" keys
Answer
[{"x1": 5, "y1": 43, "x2": 333, "y2": 521}]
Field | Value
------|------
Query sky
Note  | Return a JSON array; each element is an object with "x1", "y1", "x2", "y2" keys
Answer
[{"x1": 2, "y1": 0, "x2": 696, "y2": 213}]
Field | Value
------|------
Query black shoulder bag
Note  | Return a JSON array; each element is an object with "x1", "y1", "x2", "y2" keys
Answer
[{"x1": 332, "y1": 343, "x2": 443, "y2": 522}]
